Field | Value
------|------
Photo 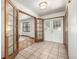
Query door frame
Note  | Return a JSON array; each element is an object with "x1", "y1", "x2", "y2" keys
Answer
[
  {"x1": 34, "y1": 18, "x2": 44, "y2": 42},
  {"x1": 5, "y1": 0, "x2": 19, "y2": 59},
  {"x1": 17, "y1": 10, "x2": 35, "y2": 50},
  {"x1": 44, "y1": 16, "x2": 64, "y2": 42},
  {"x1": 5, "y1": 0, "x2": 8, "y2": 58},
  {"x1": 18, "y1": 10, "x2": 45, "y2": 42}
]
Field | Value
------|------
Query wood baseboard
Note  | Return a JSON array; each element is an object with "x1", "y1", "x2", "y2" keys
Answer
[{"x1": 20, "y1": 35, "x2": 35, "y2": 39}]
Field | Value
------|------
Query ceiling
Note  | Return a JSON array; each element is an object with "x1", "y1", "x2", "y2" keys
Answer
[{"x1": 14, "y1": 0, "x2": 67, "y2": 17}]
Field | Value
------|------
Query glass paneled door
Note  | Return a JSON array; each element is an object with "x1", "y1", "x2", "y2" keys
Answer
[
  {"x1": 5, "y1": 0, "x2": 19, "y2": 59},
  {"x1": 35, "y1": 18, "x2": 44, "y2": 42},
  {"x1": 8, "y1": 3, "x2": 14, "y2": 55},
  {"x1": 44, "y1": 17, "x2": 63, "y2": 43}
]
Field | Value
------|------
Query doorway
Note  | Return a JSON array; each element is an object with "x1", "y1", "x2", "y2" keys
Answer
[{"x1": 44, "y1": 17, "x2": 63, "y2": 43}]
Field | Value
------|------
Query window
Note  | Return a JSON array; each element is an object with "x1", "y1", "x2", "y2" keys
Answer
[
  {"x1": 46, "y1": 20, "x2": 50, "y2": 30},
  {"x1": 46, "y1": 21, "x2": 50, "y2": 28},
  {"x1": 23, "y1": 22, "x2": 30, "y2": 32},
  {"x1": 53, "y1": 20, "x2": 61, "y2": 29}
]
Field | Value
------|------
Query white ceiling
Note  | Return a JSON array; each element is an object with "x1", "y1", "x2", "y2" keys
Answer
[{"x1": 14, "y1": 0, "x2": 67, "y2": 17}]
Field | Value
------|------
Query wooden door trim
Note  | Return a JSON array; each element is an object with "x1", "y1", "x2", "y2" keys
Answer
[
  {"x1": 42, "y1": 19, "x2": 44, "y2": 41},
  {"x1": 34, "y1": 18, "x2": 44, "y2": 42},
  {"x1": 5, "y1": 0, "x2": 9, "y2": 59},
  {"x1": 16, "y1": 10, "x2": 19, "y2": 51},
  {"x1": 34, "y1": 17, "x2": 37, "y2": 42},
  {"x1": 63, "y1": 6, "x2": 68, "y2": 50}
]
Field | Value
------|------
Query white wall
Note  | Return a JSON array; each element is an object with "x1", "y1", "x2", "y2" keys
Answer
[
  {"x1": 19, "y1": 18, "x2": 35, "y2": 37},
  {"x1": 41, "y1": 11, "x2": 65, "y2": 18},
  {"x1": 1, "y1": 0, "x2": 5, "y2": 58},
  {"x1": 68, "y1": 0, "x2": 77, "y2": 59},
  {"x1": 44, "y1": 17, "x2": 63, "y2": 43}
]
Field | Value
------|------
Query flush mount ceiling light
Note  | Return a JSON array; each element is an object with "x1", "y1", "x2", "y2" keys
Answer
[{"x1": 39, "y1": 2, "x2": 47, "y2": 9}]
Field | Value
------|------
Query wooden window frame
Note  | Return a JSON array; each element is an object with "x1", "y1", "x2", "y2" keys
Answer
[{"x1": 22, "y1": 22, "x2": 30, "y2": 32}]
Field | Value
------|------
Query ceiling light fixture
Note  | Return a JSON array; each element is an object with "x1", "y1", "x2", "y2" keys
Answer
[{"x1": 39, "y1": 2, "x2": 47, "y2": 9}]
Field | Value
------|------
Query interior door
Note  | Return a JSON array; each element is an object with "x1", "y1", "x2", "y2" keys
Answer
[
  {"x1": 35, "y1": 18, "x2": 44, "y2": 42},
  {"x1": 51, "y1": 18, "x2": 63, "y2": 43},
  {"x1": 44, "y1": 20, "x2": 51, "y2": 41},
  {"x1": 5, "y1": 0, "x2": 18, "y2": 59},
  {"x1": 44, "y1": 17, "x2": 63, "y2": 43}
]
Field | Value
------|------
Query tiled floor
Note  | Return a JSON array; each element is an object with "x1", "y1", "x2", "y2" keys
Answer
[
  {"x1": 15, "y1": 41, "x2": 68, "y2": 59},
  {"x1": 19, "y1": 36, "x2": 34, "y2": 51}
]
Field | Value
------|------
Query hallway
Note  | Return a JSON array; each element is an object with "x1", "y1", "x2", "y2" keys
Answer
[
  {"x1": 15, "y1": 41, "x2": 68, "y2": 59},
  {"x1": 1, "y1": 0, "x2": 77, "y2": 59}
]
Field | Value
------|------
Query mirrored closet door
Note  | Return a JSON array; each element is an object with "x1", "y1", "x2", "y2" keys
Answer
[
  {"x1": 5, "y1": 0, "x2": 19, "y2": 59},
  {"x1": 8, "y1": 3, "x2": 14, "y2": 56},
  {"x1": 35, "y1": 18, "x2": 44, "y2": 42},
  {"x1": 18, "y1": 10, "x2": 35, "y2": 51}
]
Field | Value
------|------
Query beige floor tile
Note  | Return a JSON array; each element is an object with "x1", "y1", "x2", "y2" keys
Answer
[
  {"x1": 15, "y1": 41, "x2": 68, "y2": 59},
  {"x1": 27, "y1": 55, "x2": 38, "y2": 59},
  {"x1": 19, "y1": 51, "x2": 32, "y2": 58},
  {"x1": 15, "y1": 54, "x2": 25, "y2": 59},
  {"x1": 39, "y1": 54, "x2": 48, "y2": 59},
  {"x1": 59, "y1": 49, "x2": 67, "y2": 57},
  {"x1": 58, "y1": 56, "x2": 68, "y2": 59},
  {"x1": 50, "y1": 52, "x2": 58, "y2": 56},
  {"x1": 59, "y1": 52, "x2": 67, "y2": 57},
  {"x1": 33, "y1": 51, "x2": 41, "y2": 57},
  {"x1": 48, "y1": 55, "x2": 57, "y2": 59}
]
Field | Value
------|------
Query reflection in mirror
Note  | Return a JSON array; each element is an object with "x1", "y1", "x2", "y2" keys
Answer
[
  {"x1": 8, "y1": 3, "x2": 14, "y2": 55},
  {"x1": 22, "y1": 22, "x2": 30, "y2": 32},
  {"x1": 36, "y1": 19, "x2": 43, "y2": 41},
  {"x1": 18, "y1": 11, "x2": 35, "y2": 51},
  {"x1": 8, "y1": 2, "x2": 18, "y2": 58}
]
